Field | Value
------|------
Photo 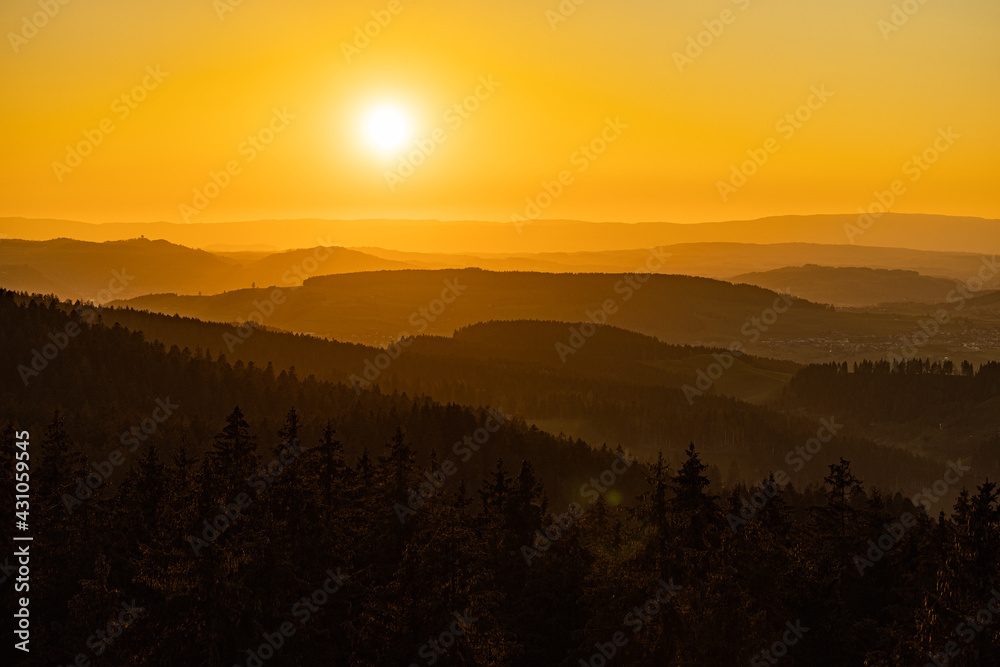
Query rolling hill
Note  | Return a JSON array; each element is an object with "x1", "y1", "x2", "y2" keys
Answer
[
  {"x1": 0, "y1": 237, "x2": 236, "y2": 301},
  {"x1": 731, "y1": 265, "x2": 961, "y2": 307},
  {"x1": 3, "y1": 233, "x2": 997, "y2": 307},
  {"x1": 112, "y1": 268, "x2": 840, "y2": 348},
  {"x1": 106, "y1": 267, "x2": 1000, "y2": 366},
  {"x1": 82, "y1": 302, "x2": 952, "y2": 493},
  {"x1": 0, "y1": 237, "x2": 419, "y2": 300}
]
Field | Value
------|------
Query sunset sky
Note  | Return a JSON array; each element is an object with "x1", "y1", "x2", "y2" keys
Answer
[{"x1": 1, "y1": 0, "x2": 998, "y2": 224}]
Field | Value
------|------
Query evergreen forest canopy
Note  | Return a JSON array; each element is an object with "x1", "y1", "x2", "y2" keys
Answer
[{"x1": 2, "y1": 291, "x2": 999, "y2": 666}]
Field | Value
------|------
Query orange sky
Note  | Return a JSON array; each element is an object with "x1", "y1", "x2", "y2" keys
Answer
[{"x1": 1, "y1": 0, "x2": 998, "y2": 224}]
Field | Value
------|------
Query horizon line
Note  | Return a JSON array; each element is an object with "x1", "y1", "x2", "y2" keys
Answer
[{"x1": 1, "y1": 211, "x2": 998, "y2": 227}]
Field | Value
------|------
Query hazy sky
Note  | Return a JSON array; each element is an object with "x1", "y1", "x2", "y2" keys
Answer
[{"x1": 1, "y1": 0, "x2": 998, "y2": 224}]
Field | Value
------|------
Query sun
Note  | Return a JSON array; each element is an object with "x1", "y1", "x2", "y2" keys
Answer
[{"x1": 364, "y1": 105, "x2": 412, "y2": 152}]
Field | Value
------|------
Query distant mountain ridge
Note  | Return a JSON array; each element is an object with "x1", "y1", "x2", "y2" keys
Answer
[
  {"x1": 0, "y1": 237, "x2": 416, "y2": 300},
  {"x1": 355, "y1": 242, "x2": 999, "y2": 283},
  {"x1": 2, "y1": 213, "x2": 998, "y2": 254},
  {"x1": 2, "y1": 234, "x2": 997, "y2": 304}
]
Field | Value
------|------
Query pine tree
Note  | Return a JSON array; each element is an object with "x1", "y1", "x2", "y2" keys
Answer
[
  {"x1": 315, "y1": 419, "x2": 347, "y2": 512},
  {"x1": 632, "y1": 451, "x2": 671, "y2": 576},
  {"x1": 208, "y1": 406, "x2": 258, "y2": 493},
  {"x1": 669, "y1": 442, "x2": 722, "y2": 555}
]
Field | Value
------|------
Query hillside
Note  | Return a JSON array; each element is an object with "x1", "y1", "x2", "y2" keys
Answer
[
  {"x1": 4, "y1": 290, "x2": 987, "y2": 667},
  {"x1": 0, "y1": 237, "x2": 419, "y2": 300},
  {"x1": 88, "y1": 305, "x2": 958, "y2": 495},
  {"x1": 107, "y1": 267, "x2": 1000, "y2": 365},
  {"x1": 3, "y1": 234, "x2": 997, "y2": 309},
  {"x1": 0, "y1": 291, "x2": 636, "y2": 510},
  {"x1": 864, "y1": 289, "x2": 1000, "y2": 319},
  {"x1": 0, "y1": 237, "x2": 236, "y2": 300},
  {"x1": 243, "y1": 246, "x2": 414, "y2": 285},
  {"x1": 731, "y1": 265, "x2": 960, "y2": 307},
  {"x1": 112, "y1": 268, "x2": 841, "y2": 347},
  {"x1": 778, "y1": 361, "x2": 1000, "y2": 478}
]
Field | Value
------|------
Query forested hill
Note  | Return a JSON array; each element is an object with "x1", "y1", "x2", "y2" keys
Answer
[
  {"x1": 778, "y1": 361, "x2": 1000, "y2": 476},
  {"x1": 731, "y1": 264, "x2": 961, "y2": 307},
  {"x1": 24, "y1": 296, "x2": 949, "y2": 496},
  {"x1": 112, "y1": 268, "x2": 837, "y2": 347},
  {"x1": 0, "y1": 290, "x2": 643, "y2": 509},
  {"x1": 782, "y1": 360, "x2": 1000, "y2": 424},
  {"x1": 2, "y1": 290, "x2": 1000, "y2": 664}
]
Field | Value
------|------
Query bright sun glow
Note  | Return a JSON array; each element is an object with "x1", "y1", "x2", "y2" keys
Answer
[{"x1": 365, "y1": 106, "x2": 412, "y2": 152}]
